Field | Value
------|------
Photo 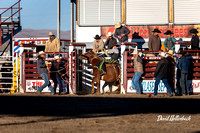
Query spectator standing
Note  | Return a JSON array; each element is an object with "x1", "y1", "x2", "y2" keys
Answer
[
  {"x1": 104, "y1": 32, "x2": 117, "y2": 49},
  {"x1": 131, "y1": 50, "x2": 144, "y2": 94},
  {"x1": 178, "y1": 50, "x2": 190, "y2": 95},
  {"x1": 114, "y1": 22, "x2": 130, "y2": 43},
  {"x1": 45, "y1": 32, "x2": 60, "y2": 57},
  {"x1": 190, "y1": 29, "x2": 199, "y2": 50},
  {"x1": 164, "y1": 30, "x2": 176, "y2": 51},
  {"x1": 154, "y1": 52, "x2": 173, "y2": 96},
  {"x1": 36, "y1": 51, "x2": 55, "y2": 95},
  {"x1": 93, "y1": 35, "x2": 104, "y2": 53},
  {"x1": 148, "y1": 29, "x2": 161, "y2": 51}
]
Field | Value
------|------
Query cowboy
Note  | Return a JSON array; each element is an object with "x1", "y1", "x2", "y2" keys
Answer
[
  {"x1": 51, "y1": 56, "x2": 67, "y2": 95},
  {"x1": 114, "y1": 22, "x2": 130, "y2": 43},
  {"x1": 148, "y1": 29, "x2": 161, "y2": 51},
  {"x1": 93, "y1": 34, "x2": 104, "y2": 53},
  {"x1": 45, "y1": 32, "x2": 60, "y2": 57},
  {"x1": 177, "y1": 50, "x2": 190, "y2": 96},
  {"x1": 131, "y1": 50, "x2": 144, "y2": 94},
  {"x1": 36, "y1": 51, "x2": 55, "y2": 95},
  {"x1": 164, "y1": 30, "x2": 176, "y2": 51},
  {"x1": 95, "y1": 44, "x2": 119, "y2": 76},
  {"x1": 107, "y1": 43, "x2": 120, "y2": 61},
  {"x1": 153, "y1": 52, "x2": 173, "y2": 97},
  {"x1": 190, "y1": 29, "x2": 199, "y2": 50},
  {"x1": 104, "y1": 32, "x2": 117, "y2": 49}
]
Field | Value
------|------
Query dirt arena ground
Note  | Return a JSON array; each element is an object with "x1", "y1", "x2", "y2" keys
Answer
[{"x1": 0, "y1": 93, "x2": 200, "y2": 133}]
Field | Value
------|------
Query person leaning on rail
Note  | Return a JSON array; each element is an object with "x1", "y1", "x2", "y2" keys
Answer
[
  {"x1": 130, "y1": 50, "x2": 144, "y2": 94},
  {"x1": 45, "y1": 32, "x2": 60, "y2": 57},
  {"x1": 36, "y1": 51, "x2": 55, "y2": 95}
]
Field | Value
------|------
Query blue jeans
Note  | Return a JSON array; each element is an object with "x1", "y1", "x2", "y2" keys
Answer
[
  {"x1": 56, "y1": 76, "x2": 64, "y2": 93},
  {"x1": 180, "y1": 73, "x2": 189, "y2": 95},
  {"x1": 154, "y1": 77, "x2": 172, "y2": 96},
  {"x1": 38, "y1": 73, "x2": 55, "y2": 94},
  {"x1": 132, "y1": 72, "x2": 142, "y2": 94}
]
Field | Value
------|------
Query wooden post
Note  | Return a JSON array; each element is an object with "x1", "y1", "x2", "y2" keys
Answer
[
  {"x1": 169, "y1": 0, "x2": 174, "y2": 23},
  {"x1": 122, "y1": 0, "x2": 126, "y2": 24}
]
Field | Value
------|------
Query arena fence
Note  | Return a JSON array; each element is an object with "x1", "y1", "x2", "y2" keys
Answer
[{"x1": 122, "y1": 49, "x2": 200, "y2": 94}]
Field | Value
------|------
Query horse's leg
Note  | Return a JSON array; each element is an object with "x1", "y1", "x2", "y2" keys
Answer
[
  {"x1": 114, "y1": 79, "x2": 121, "y2": 94},
  {"x1": 91, "y1": 78, "x2": 95, "y2": 94},
  {"x1": 109, "y1": 83, "x2": 112, "y2": 94},
  {"x1": 96, "y1": 77, "x2": 101, "y2": 95}
]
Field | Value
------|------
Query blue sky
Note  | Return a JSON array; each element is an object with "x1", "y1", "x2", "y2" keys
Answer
[{"x1": 1, "y1": 0, "x2": 72, "y2": 31}]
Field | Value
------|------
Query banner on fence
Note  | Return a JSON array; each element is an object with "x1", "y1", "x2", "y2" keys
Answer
[
  {"x1": 127, "y1": 80, "x2": 200, "y2": 93},
  {"x1": 26, "y1": 80, "x2": 68, "y2": 93}
]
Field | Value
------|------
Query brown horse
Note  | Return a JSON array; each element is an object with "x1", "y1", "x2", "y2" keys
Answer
[{"x1": 80, "y1": 50, "x2": 120, "y2": 94}]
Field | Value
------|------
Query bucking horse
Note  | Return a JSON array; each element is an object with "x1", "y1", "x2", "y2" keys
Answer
[{"x1": 79, "y1": 50, "x2": 120, "y2": 94}]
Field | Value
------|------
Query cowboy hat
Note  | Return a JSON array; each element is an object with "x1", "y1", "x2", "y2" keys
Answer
[
  {"x1": 54, "y1": 55, "x2": 61, "y2": 60},
  {"x1": 160, "y1": 52, "x2": 166, "y2": 57},
  {"x1": 190, "y1": 29, "x2": 199, "y2": 34},
  {"x1": 152, "y1": 28, "x2": 161, "y2": 33},
  {"x1": 164, "y1": 30, "x2": 174, "y2": 35},
  {"x1": 94, "y1": 34, "x2": 101, "y2": 39},
  {"x1": 131, "y1": 50, "x2": 138, "y2": 55},
  {"x1": 38, "y1": 51, "x2": 45, "y2": 55},
  {"x1": 115, "y1": 22, "x2": 122, "y2": 29},
  {"x1": 107, "y1": 32, "x2": 113, "y2": 37},
  {"x1": 48, "y1": 32, "x2": 54, "y2": 36},
  {"x1": 168, "y1": 50, "x2": 173, "y2": 55}
]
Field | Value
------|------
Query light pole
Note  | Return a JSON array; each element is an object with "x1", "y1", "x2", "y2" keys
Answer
[{"x1": 57, "y1": 0, "x2": 60, "y2": 39}]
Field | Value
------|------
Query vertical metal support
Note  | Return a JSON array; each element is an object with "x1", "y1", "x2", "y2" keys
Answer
[
  {"x1": 74, "y1": 50, "x2": 77, "y2": 93},
  {"x1": 120, "y1": 44, "x2": 126, "y2": 94},
  {"x1": 0, "y1": 15, "x2": 2, "y2": 46},
  {"x1": 57, "y1": 0, "x2": 61, "y2": 39},
  {"x1": 68, "y1": 44, "x2": 74, "y2": 94},
  {"x1": 71, "y1": 2, "x2": 74, "y2": 42}
]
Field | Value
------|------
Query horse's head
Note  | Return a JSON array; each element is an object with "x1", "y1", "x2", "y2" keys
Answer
[{"x1": 79, "y1": 49, "x2": 97, "y2": 61}]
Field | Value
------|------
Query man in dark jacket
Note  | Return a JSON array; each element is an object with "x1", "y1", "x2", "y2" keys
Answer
[
  {"x1": 52, "y1": 56, "x2": 67, "y2": 95},
  {"x1": 114, "y1": 22, "x2": 130, "y2": 43},
  {"x1": 178, "y1": 50, "x2": 190, "y2": 95},
  {"x1": 105, "y1": 32, "x2": 117, "y2": 49},
  {"x1": 36, "y1": 51, "x2": 54, "y2": 94},
  {"x1": 148, "y1": 29, "x2": 161, "y2": 51},
  {"x1": 154, "y1": 52, "x2": 173, "y2": 96},
  {"x1": 190, "y1": 29, "x2": 199, "y2": 50}
]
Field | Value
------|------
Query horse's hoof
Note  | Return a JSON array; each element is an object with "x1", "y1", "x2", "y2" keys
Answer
[{"x1": 96, "y1": 92, "x2": 100, "y2": 95}]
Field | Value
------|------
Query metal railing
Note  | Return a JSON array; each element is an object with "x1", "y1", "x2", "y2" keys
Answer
[
  {"x1": 0, "y1": 55, "x2": 16, "y2": 92},
  {"x1": 0, "y1": 0, "x2": 22, "y2": 45}
]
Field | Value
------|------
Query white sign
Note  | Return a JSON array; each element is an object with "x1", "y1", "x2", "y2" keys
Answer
[
  {"x1": 26, "y1": 80, "x2": 68, "y2": 93},
  {"x1": 127, "y1": 80, "x2": 200, "y2": 93},
  {"x1": 127, "y1": 80, "x2": 167, "y2": 93},
  {"x1": 188, "y1": 80, "x2": 200, "y2": 93}
]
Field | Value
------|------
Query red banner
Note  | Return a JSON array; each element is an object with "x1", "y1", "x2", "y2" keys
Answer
[{"x1": 101, "y1": 25, "x2": 200, "y2": 39}]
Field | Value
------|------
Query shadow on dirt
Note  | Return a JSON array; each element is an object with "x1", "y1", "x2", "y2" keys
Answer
[{"x1": 0, "y1": 95, "x2": 200, "y2": 117}]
